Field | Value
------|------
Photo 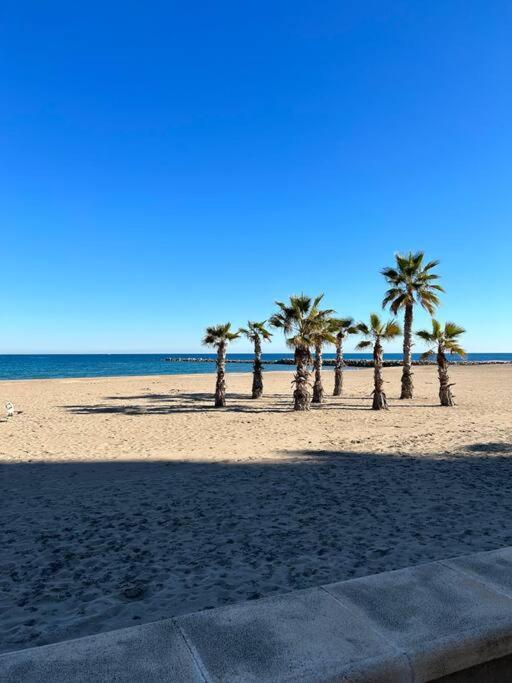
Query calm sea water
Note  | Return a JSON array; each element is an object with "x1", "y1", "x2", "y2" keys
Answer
[{"x1": 0, "y1": 353, "x2": 510, "y2": 381}]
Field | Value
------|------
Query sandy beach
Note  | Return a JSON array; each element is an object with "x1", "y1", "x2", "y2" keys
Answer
[{"x1": 2, "y1": 365, "x2": 512, "y2": 653}]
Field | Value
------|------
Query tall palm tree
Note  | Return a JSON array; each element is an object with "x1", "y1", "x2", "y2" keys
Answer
[
  {"x1": 331, "y1": 317, "x2": 358, "y2": 396},
  {"x1": 239, "y1": 321, "x2": 272, "y2": 399},
  {"x1": 416, "y1": 320, "x2": 465, "y2": 406},
  {"x1": 269, "y1": 294, "x2": 333, "y2": 411},
  {"x1": 310, "y1": 318, "x2": 338, "y2": 403},
  {"x1": 382, "y1": 251, "x2": 443, "y2": 400},
  {"x1": 356, "y1": 314, "x2": 402, "y2": 410},
  {"x1": 202, "y1": 323, "x2": 240, "y2": 407}
]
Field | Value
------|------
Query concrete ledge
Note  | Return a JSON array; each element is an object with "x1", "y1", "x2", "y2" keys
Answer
[
  {"x1": 0, "y1": 619, "x2": 205, "y2": 682},
  {"x1": 2, "y1": 548, "x2": 512, "y2": 682},
  {"x1": 177, "y1": 586, "x2": 410, "y2": 682}
]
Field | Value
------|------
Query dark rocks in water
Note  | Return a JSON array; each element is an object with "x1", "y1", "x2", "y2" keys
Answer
[{"x1": 162, "y1": 356, "x2": 511, "y2": 368}]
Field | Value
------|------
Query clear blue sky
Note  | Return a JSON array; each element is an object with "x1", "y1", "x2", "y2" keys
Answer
[{"x1": 1, "y1": 1, "x2": 510, "y2": 353}]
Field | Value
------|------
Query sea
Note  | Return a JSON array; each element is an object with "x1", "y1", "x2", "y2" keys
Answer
[{"x1": 0, "y1": 353, "x2": 510, "y2": 381}]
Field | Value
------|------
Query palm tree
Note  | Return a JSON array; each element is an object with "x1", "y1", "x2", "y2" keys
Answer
[
  {"x1": 202, "y1": 323, "x2": 240, "y2": 407},
  {"x1": 269, "y1": 294, "x2": 333, "y2": 411},
  {"x1": 356, "y1": 314, "x2": 402, "y2": 410},
  {"x1": 239, "y1": 321, "x2": 272, "y2": 398},
  {"x1": 310, "y1": 318, "x2": 338, "y2": 403},
  {"x1": 416, "y1": 320, "x2": 465, "y2": 406},
  {"x1": 382, "y1": 251, "x2": 443, "y2": 400},
  {"x1": 331, "y1": 317, "x2": 358, "y2": 396}
]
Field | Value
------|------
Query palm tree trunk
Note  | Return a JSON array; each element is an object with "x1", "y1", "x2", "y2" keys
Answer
[
  {"x1": 333, "y1": 333, "x2": 344, "y2": 396},
  {"x1": 214, "y1": 342, "x2": 226, "y2": 407},
  {"x1": 293, "y1": 346, "x2": 311, "y2": 411},
  {"x1": 312, "y1": 343, "x2": 324, "y2": 403},
  {"x1": 437, "y1": 347, "x2": 455, "y2": 406},
  {"x1": 251, "y1": 337, "x2": 263, "y2": 399},
  {"x1": 400, "y1": 302, "x2": 414, "y2": 399},
  {"x1": 372, "y1": 339, "x2": 388, "y2": 410}
]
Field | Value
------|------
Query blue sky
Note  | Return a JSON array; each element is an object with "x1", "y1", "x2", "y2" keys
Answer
[{"x1": 1, "y1": 1, "x2": 510, "y2": 353}]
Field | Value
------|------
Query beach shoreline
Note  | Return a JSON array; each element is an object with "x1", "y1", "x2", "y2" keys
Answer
[{"x1": 0, "y1": 353, "x2": 510, "y2": 383}]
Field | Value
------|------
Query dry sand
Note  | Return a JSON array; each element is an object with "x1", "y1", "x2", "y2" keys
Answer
[{"x1": 1, "y1": 365, "x2": 512, "y2": 653}]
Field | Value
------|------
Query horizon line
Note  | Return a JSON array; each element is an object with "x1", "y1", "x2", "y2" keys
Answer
[{"x1": 0, "y1": 351, "x2": 510, "y2": 356}]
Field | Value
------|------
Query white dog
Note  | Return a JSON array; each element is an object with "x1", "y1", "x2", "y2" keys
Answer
[{"x1": 6, "y1": 402, "x2": 14, "y2": 417}]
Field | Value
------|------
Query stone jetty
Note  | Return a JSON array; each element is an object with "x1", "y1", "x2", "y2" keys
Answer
[{"x1": 163, "y1": 357, "x2": 511, "y2": 368}]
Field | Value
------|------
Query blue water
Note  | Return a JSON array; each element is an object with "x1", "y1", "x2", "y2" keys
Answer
[{"x1": 0, "y1": 353, "x2": 510, "y2": 381}]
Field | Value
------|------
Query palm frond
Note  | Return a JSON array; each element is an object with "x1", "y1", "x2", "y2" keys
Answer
[
  {"x1": 291, "y1": 294, "x2": 312, "y2": 315},
  {"x1": 202, "y1": 322, "x2": 238, "y2": 347},
  {"x1": 369, "y1": 312, "x2": 382, "y2": 333},
  {"x1": 416, "y1": 329, "x2": 435, "y2": 343},
  {"x1": 382, "y1": 287, "x2": 406, "y2": 309},
  {"x1": 330, "y1": 317, "x2": 357, "y2": 336},
  {"x1": 268, "y1": 313, "x2": 285, "y2": 329},
  {"x1": 381, "y1": 251, "x2": 442, "y2": 314},
  {"x1": 383, "y1": 320, "x2": 402, "y2": 339},
  {"x1": 271, "y1": 294, "x2": 329, "y2": 351},
  {"x1": 390, "y1": 292, "x2": 408, "y2": 315},
  {"x1": 444, "y1": 321, "x2": 465, "y2": 338},
  {"x1": 312, "y1": 293, "x2": 325, "y2": 309},
  {"x1": 417, "y1": 291, "x2": 440, "y2": 315},
  {"x1": 423, "y1": 259, "x2": 440, "y2": 272},
  {"x1": 381, "y1": 266, "x2": 399, "y2": 280},
  {"x1": 446, "y1": 343, "x2": 466, "y2": 357},
  {"x1": 416, "y1": 319, "x2": 465, "y2": 357}
]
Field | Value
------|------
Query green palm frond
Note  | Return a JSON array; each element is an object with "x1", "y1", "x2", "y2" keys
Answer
[
  {"x1": 381, "y1": 250, "x2": 443, "y2": 313},
  {"x1": 330, "y1": 317, "x2": 358, "y2": 337},
  {"x1": 311, "y1": 293, "x2": 324, "y2": 310},
  {"x1": 269, "y1": 308, "x2": 292, "y2": 334},
  {"x1": 417, "y1": 290, "x2": 441, "y2": 315},
  {"x1": 412, "y1": 251, "x2": 424, "y2": 268},
  {"x1": 310, "y1": 328, "x2": 337, "y2": 346},
  {"x1": 203, "y1": 322, "x2": 240, "y2": 347},
  {"x1": 389, "y1": 293, "x2": 408, "y2": 315},
  {"x1": 291, "y1": 294, "x2": 312, "y2": 315},
  {"x1": 355, "y1": 340, "x2": 373, "y2": 350},
  {"x1": 357, "y1": 315, "x2": 400, "y2": 344},
  {"x1": 271, "y1": 294, "x2": 334, "y2": 351},
  {"x1": 240, "y1": 320, "x2": 272, "y2": 342},
  {"x1": 446, "y1": 343, "x2": 466, "y2": 357},
  {"x1": 419, "y1": 273, "x2": 441, "y2": 282},
  {"x1": 381, "y1": 267, "x2": 399, "y2": 280},
  {"x1": 444, "y1": 321, "x2": 466, "y2": 338},
  {"x1": 423, "y1": 259, "x2": 440, "y2": 271},
  {"x1": 416, "y1": 319, "x2": 465, "y2": 357},
  {"x1": 382, "y1": 320, "x2": 402, "y2": 340},
  {"x1": 369, "y1": 313, "x2": 383, "y2": 334},
  {"x1": 416, "y1": 330, "x2": 435, "y2": 343}
]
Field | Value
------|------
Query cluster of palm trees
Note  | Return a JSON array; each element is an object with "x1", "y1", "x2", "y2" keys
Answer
[{"x1": 203, "y1": 251, "x2": 465, "y2": 411}]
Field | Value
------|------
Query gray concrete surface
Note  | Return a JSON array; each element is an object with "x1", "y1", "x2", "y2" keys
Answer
[
  {"x1": 324, "y1": 558, "x2": 512, "y2": 681},
  {"x1": 442, "y1": 546, "x2": 512, "y2": 597},
  {"x1": 177, "y1": 586, "x2": 410, "y2": 682},
  {"x1": 0, "y1": 619, "x2": 205, "y2": 682},
  {"x1": 3, "y1": 548, "x2": 512, "y2": 682}
]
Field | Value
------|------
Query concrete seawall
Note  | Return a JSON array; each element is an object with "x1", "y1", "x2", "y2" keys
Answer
[{"x1": 3, "y1": 547, "x2": 512, "y2": 681}]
